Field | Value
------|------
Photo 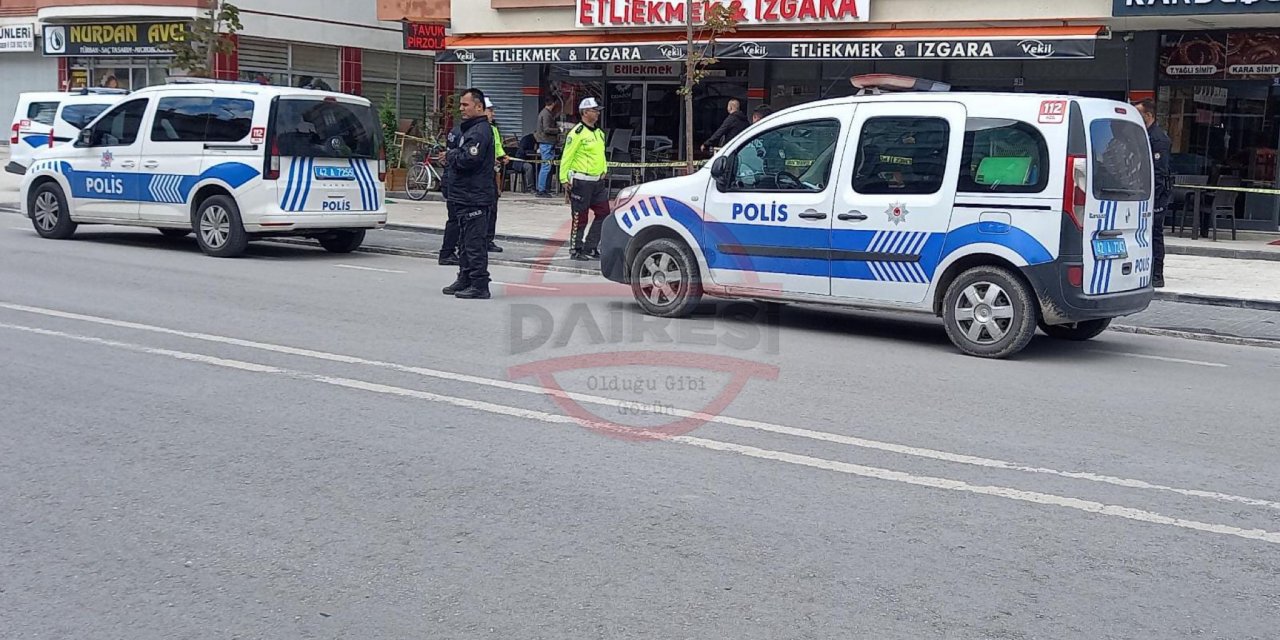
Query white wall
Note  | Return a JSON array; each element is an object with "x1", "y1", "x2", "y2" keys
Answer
[
  {"x1": 0, "y1": 52, "x2": 59, "y2": 133},
  {"x1": 453, "y1": 0, "x2": 1116, "y2": 35},
  {"x1": 236, "y1": 0, "x2": 423, "y2": 53}
]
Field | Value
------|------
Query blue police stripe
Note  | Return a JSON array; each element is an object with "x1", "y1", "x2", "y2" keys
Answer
[
  {"x1": 358, "y1": 159, "x2": 377, "y2": 211},
  {"x1": 354, "y1": 159, "x2": 372, "y2": 211},
  {"x1": 287, "y1": 158, "x2": 306, "y2": 212},
  {"x1": 281, "y1": 157, "x2": 299, "y2": 211},
  {"x1": 297, "y1": 158, "x2": 314, "y2": 211},
  {"x1": 637, "y1": 199, "x2": 653, "y2": 217},
  {"x1": 347, "y1": 159, "x2": 364, "y2": 211}
]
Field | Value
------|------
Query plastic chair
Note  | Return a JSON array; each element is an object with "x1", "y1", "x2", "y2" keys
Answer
[{"x1": 1208, "y1": 188, "x2": 1239, "y2": 241}]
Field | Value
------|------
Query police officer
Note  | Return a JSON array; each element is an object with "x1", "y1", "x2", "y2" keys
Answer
[
  {"x1": 440, "y1": 88, "x2": 497, "y2": 299},
  {"x1": 437, "y1": 118, "x2": 465, "y2": 266},
  {"x1": 1135, "y1": 99, "x2": 1171, "y2": 288},
  {"x1": 484, "y1": 98, "x2": 508, "y2": 253},
  {"x1": 559, "y1": 97, "x2": 609, "y2": 261}
]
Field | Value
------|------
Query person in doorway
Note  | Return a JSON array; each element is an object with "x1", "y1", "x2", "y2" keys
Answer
[
  {"x1": 484, "y1": 98, "x2": 509, "y2": 253},
  {"x1": 752, "y1": 104, "x2": 773, "y2": 124},
  {"x1": 438, "y1": 88, "x2": 496, "y2": 299},
  {"x1": 1135, "y1": 99, "x2": 1171, "y2": 288},
  {"x1": 100, "y1": 74, "x2": 119, "y2": 89},
  {"x1": 535, "y1": 97, "x2": 561, "y2": 198},
  {"x1": 702, "y1": 98, "x2": 748, "y2": 153},
  {"x1": 511, "y1": 133, "x2": 539, "y2": 193},
  {"x1": 559, "y1": 97, "x2": 609, "y2": 261}
]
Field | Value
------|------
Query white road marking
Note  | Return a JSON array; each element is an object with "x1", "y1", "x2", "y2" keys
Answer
[
  {"x1": 1090, "y1": 350, "x2": 1228, "y2": 368},
  {"x1": 3, "y1": 318, "x2": 1279, "y2": 547},
  {"x1": 334, "y1": 264, "x2": 406, "y2": 274},
  {"x1": 493, "y1": 281, "x2": 560, "y2": 291},
  {"x1": 2, "y1": 301, "x2": 1277, "y2": 513},
  {"x1": 528, "y1": 256, "x2": 583, "y2": 262}
]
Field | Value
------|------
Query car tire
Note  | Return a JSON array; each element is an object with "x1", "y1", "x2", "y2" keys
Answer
[
  {"x1": 630, "y1": 238, "x2": 703, "y2": 318},
  {"x1": 30, "y1": 183, "x2": 77, "y2": 240},
  {"x1": 318, "y1": 229, "x2": 366, "y2": 254},
  {"x1": 158, "y1": 228, "x2": 191, "y2": 238},
  {"x1": 192, "y1": 195, "x2": 249, "y2": 258},
  {"x1": 942, "y1": 266, "x2": 1038, "y2": 359},
  {"x1": 1039, "y1": 318, "x2": 1112, "y2": 341}
]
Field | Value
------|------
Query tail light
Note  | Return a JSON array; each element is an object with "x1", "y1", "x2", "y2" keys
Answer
[
  {"x1": 1066, "y1": 265, "x2": 1083, "y2": 289},
  {"x1": 10, "y1": 123, "x2": 18, "y2": 146},
  {"x1": 1062, "y1": 154, "x2": 1087, "y2": 230},
  {"x1": 265, "y1": 139, "x2": 281, "y2": 180},
  {"x1": 377, "y1": 147, "x2": 387, "y2": 182}
]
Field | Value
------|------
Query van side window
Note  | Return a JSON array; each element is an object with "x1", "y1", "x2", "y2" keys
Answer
[
  {"x1": 60, "y1": 104, "x2": 111, "y2": 130},
  {"x1": 85, "y1": 98, "x2": 148, "y2": 147},
  {"x1": 152, "y1": 97, "x2": 255, "y2": 143},
  {"x1": 27, "y1": 102, "x2": 59, "y2": 126},
  {"x1": 852, "y1": 117, "x2": 950, "y2": 195},
  {"x1": 727, "y1": 119, "x2": 841, "y2": 192},
  {"x1": 959, "y1": 119, "x2": 1049, "y2": 193}
]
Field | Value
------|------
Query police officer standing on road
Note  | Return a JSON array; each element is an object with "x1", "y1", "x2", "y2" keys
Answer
[
  {"x1": 439, "y1": 88, "x2": 497, "y2": 299},
  {"x1": 437, "y1": 117, "x2": 465, "y2": 266},
  {"x1": 484, "y1": 98, "x2": 508, "y2": 253},
  {"x1": 559, "y1": 97, "x2": 609, "y2": 261},
  {"x1": 1135, "y1": 99, "x2": 1171, "y2": 289}
]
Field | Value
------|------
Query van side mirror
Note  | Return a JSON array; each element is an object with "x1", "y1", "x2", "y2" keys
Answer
[
  {"x1": 710, "y1": 156, "x2": 728, "y2": 179},
  {"x1": 76, "y1": 128, "x2": 93, "y2": 147}
]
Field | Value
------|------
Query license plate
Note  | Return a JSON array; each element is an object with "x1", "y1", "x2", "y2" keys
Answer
[
  {"x1": 1092, "y1": 237, "x2": 1128, "y2": 260},
  {"x1": 314, "y1": 166, "x2": 356, "y2": 181}
]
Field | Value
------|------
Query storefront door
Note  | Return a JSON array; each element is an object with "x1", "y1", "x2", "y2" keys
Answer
[{"x1": 606, "y1": 81, "x2": 681, "y2": 179}]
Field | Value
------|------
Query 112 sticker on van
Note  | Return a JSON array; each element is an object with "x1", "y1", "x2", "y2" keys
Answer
[{"x1": 1038, "y1": 100, "x2": 1067, "y2": 124}]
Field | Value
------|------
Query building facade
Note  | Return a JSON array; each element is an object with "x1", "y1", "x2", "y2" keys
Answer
[{"x1": 0, "y1": 0, "x2": 436, "y2": 142}]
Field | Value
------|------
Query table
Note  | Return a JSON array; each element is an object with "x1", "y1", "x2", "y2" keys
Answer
[{"x1": 1173, "y1": 183, "x2": 1280, "y2": 241}]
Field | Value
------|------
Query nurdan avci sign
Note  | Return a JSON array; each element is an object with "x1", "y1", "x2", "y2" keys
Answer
[{"x1": 577, "y1": 0, "x2": 870, "y2": 28}]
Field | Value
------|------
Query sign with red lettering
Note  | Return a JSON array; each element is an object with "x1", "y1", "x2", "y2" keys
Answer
[
  {"x1": 1038, "y1": 100, "x2": 1067, "y2": 124},
  {"x1": 403, "y1": 22, "x2": 446, "y2": 51},
  {"x1": 576, "y1": 0, "x2": 870, "y2": 29}
]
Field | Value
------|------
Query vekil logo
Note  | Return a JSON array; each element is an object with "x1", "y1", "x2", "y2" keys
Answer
[
  {"x1": 739, "y1": 42, "x2": 769, "y2": 59},
  {"x1": 453, "y1": 49, "x2": 476, "y2": 63},
  {"x1": 314, "y1": 166, "x2": 356, "y2": 181},
  {"x1": 1018, "y1": 40, "x2": 1055, "y2": 58},
  {"x1": 658, "y1": 44, "x2": 685, "y2": 60}
]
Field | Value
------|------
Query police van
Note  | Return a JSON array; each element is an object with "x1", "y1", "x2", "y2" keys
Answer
[
  {"x1": 8, "y1": 89, "x2": 126, "y2": 175},
  {"x1": 599, "y1": 75, "x2": 1156, "y2": 359},
  {"x1": 19, "y1": 82, "x2": 387, "y2": 258}
]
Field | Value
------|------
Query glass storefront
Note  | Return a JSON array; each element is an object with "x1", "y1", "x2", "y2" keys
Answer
[{"x1": 67, "y1": 57, "x2": 169, "y2": 90}]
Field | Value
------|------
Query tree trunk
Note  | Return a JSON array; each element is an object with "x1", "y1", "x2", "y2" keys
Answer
[{"x1": 684, "y1": 0, "x2": 694, "y2": 174}]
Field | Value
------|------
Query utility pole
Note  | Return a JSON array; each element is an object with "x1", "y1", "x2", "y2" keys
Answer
[{"x1": 684, "y1": 0, "x2": 695, "y2": 173}]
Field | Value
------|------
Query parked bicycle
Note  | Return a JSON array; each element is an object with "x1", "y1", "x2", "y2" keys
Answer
[{"x1": 405, "y1": 144, "x2": 445, "y2": 201}]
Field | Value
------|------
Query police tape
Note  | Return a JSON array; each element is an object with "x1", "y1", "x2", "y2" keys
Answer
[
  {"x1": 516, "y1": 158, "x2": 707, "y2": 169},
  {"x1": 1176, "y1": 183, "x2": 1280, "y2": 196}
]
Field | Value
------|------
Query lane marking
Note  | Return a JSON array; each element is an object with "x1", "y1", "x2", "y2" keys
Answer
[
  {"x1": 2, "y1": 301, "x2": 1277, "y2": 512},
  {"x1": 3, "y1": 319, "x2": 1279, "y2": 546},
  {"x1": 334, "y1": 264, "x2": 406, "y2": 274},
  {"x1": 1089, "y1": 350, "x2": 1228, "y2": 368}
]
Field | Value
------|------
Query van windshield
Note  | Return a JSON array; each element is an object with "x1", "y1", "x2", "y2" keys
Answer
[
  {"x1": 274, "y1": 98, "x2": 380, "y2": 159},
  {"x1": 1090, "y1": 119, "x2": 1152, "y2": 201}
]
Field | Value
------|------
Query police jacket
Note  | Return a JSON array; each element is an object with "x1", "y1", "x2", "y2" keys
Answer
[
  {"x1": 443, "y1": 115, "x2": 496, "y2": 208},
  {"x1": 1148, "y1": 123, "x2": 1173, "y2": 210},
  {"x1": 706, "y1": 110, "x2": 749, "y2": 148}
]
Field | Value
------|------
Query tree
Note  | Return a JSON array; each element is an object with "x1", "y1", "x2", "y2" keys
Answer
[
  {"x1": 167, "y1": 0, "x2": 243, "y2": 78},
  {"x1": 677, "y1": 0, "x2": 739, "y2": 172}
]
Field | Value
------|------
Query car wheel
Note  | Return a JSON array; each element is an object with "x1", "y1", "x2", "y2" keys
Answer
[
  {"x1": 942, "y1": 266, "x2": 1038, "y2": 359},
  {"x1": 629, "y1": 238, "x2": 702, "y2": 318},
  {"x1": 1039, "y1": 318, "x2": 1112, "y2": 341},
  {"x1": 30, "y1": 183, "x2": 77, "y2": 240},
  {"x1": 318, "y1": 230, "x2": 366, "y2": 254},
  {"x1": 158, "y1": 228, "x2": 191, "y2": 238},
  {"x1": 192, "y1": 196, "x2": 249, "y2": 258}
]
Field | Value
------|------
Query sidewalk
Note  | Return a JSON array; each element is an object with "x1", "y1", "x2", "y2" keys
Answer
[{"x1": 387, "y1": 195, "x2": 1280, "y2": 307}]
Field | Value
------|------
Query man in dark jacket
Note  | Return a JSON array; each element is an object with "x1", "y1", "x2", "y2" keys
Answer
[
  {"x1": 439, "y1": 88, "x2": 497, "y2": 299},
  {"x1": 1135, "y1": 99, "x2": 1171, "y2": 288},
  {"x1": 701, "y1": 98, "x2": 749, "y2": 153},
  {"x1": 437, "y1": 119, "x2": 465, "y2": 266}
]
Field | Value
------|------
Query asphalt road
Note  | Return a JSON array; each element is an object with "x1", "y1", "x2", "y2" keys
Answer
[{"x1": 2, "y1": 222, "x2": 1279, "y2": 639}]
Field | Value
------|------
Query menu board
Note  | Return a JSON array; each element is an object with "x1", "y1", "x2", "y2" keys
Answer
[{"x1": 1162, "y1": 30, "x2": 1280, "y2": 79}]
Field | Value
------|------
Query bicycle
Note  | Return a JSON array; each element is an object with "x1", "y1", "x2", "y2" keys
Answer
[{"x1": 405, "y1": 145, "x2": 444, "y2": 201}]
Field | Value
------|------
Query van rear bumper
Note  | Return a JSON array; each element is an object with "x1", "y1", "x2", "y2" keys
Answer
[
  {"x1": 244, "y1": 212, "x2": 387, "y2": 233},
  {"x1": 5, "y1": 162, "x2": 26, "y2": 176},
  {"x1": 1022, "y1": 262, "x2": 1154, "y2": 325},
  {"x1": 599, "y1": 213, "x2": 629, "y2": 284}
]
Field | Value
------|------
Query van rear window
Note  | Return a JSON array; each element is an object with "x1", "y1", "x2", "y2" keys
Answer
[
  {"x1": 26, "y1": 102, "x2": 58, "y2": 126},
  {"x1": 1090, "y1": 119, "x2": 1152, "y2": 201},
  {"x1": 274, "y1": 99, "x2": 380, "y2": 159}
]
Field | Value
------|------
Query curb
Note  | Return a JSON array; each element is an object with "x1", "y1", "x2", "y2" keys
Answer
[
  {"x1": 1166, "y1": 244, "x2": 1280, "y2": 263},
  {"x1": 1110, "y1": 324, "x2": 1280, "y2": 350},
  {"x1": 1153, "y1": 290, "x2": 1280, "y2": 313}
]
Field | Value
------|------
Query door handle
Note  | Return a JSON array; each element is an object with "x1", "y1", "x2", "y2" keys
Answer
[
  {"x1": 120, "y1": 161, "x2": 137, "y2": 169},
  {"x1": 798, "y1": 210, "x2": 827, "y2": 221},
  {"x1": 838, "y1": 211, "x2": 868, "y2": 222},
  {"x1": 1098, "y1": 230, "x2": 1123, "y2": 238},
  {"x1": 142, "y1": 161, "x2": 159, "y2": 169}
]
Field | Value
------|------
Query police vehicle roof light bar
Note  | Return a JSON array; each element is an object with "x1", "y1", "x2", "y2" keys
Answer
[{"x1": 850, "y1": 74, "x2": 951, "y2": 95}]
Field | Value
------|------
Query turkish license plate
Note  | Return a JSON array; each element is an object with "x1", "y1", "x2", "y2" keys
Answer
[{"x1": 1092, "y1": 237, "x2": 1128, "y2": 260}]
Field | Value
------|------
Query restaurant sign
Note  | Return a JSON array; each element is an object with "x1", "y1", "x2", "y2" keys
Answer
[
  {"x1": 403, "y1": 22, "x2": 446, "y2": 51},
  {"x1": 438, "y1": 35, "x2": 1095, "y2": 64},
  {"x1": 0, "y1": 24, "x2": 36, "y2": 53},
  {"x1": 42, "y1": 22, "x2": 188, "y2": 57},
  {"x1": 577, "y1": 0, "x2": 871, "y2": 28},
  {"x1": 1115, "y1": 0, "x2": 1280, "y2": 17},
  {"x1": 1161, "y1": 30, "x2": 1280, "y2": 79}
]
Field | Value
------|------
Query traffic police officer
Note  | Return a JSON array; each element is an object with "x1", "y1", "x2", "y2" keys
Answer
[
  {"x1": 484, "y1": 98, "x2": 508, "y2": 253},
  {"x1": 1135, "y1": 99, "x2": 1171, "y2": 289},
  {"x1": 559, "y1": 97, "x2": 609, "y2": 261},
  {"x1": 441, "y1": 88, "x2": 497, "y2": 299}
]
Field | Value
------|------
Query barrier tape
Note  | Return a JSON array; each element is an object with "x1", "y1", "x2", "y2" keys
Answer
[{"x1": 1176, "y1": 183, "x2": 1280, "y2": 196}]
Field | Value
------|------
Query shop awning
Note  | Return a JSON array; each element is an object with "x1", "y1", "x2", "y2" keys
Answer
[{"x1": 437, "y1": 25, "x2": 1105, "y2": 65}]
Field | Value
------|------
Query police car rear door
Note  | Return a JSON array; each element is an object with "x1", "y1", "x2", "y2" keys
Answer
[
  {"x1": 272, "y1": 96, "x2": 382, "y2": 215},
  {"x1": 1080, "y1": 103, "x2": 1155, "y2": 294},
  {"x1": 700, "y1": 104, "x2": 853, "y2": 296}
]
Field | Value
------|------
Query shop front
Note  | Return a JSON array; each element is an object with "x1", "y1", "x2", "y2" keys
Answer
[{"x1": 40, "y1": 20, "x2": 188, "y2": 90}]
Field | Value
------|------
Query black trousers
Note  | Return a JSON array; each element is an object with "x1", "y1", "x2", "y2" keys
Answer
[
  {"x1": 569, "y1": 178, "x2": 609, "y2": 252},
  {"x1": 457, "y1": 207, "x2": 491, "y2": 289},
  {"x1": 441, "y1": 202, "x2": 461, "y2": 257},
  {"x1": 1153, "y1": 207, "x2": 1166, "y2": 280},
  {"x1": 486, "y1": 197, "x2": 498, "y2": 245}
]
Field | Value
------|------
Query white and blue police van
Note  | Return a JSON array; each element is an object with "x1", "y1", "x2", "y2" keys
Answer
[
  {"x1": 599, "y1": 75, "x2": 1156, "y2": 359},
  {"x1": 19, "y1": 81, "x2": 387, "y2": 258},
  {"x1": 8, "y1": 89, "x2": 126, "y2": 175}
]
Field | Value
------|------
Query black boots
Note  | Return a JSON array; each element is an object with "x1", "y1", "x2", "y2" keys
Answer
[
  {"x1": 443, "y1": 278, "x2": 469, "y2": 295},
  {"x1": 454, "y1": 286, "x2": 491, "y2": 300}
]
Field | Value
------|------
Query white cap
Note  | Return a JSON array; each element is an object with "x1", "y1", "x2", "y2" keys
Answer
[
  {"x1": 484, "y1": 98, "x2": 494, "y2": 109},
  {"x1": 579, "y1": 97, "x2": 602, "y2": 112}
]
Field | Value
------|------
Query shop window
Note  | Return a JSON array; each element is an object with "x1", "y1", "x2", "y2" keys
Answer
[
  {"x1": 1090, "y1": 119, "x2": 1152, "y2": 202},
  {"x1": 728, "y1": 119, "x2": 841, "y2": 192},
  {"x1": 852, "y1": 117, "x2": 950, "y2": 195},
  {"x1": 85, "y1": 99, "x2": 148, "y2": 147},
  {"x1": 959, "y1": 119, "x2": 1049, "y2": 194},
  {"x1": 151, "y1": 98, "x2": 255, "y2": 143},
  {"x1": 59, "y1": 104, "x2": 112, "y2": 130},
  {"x1": 26, "y1": 102, "x2": 58, "y2": 126}
]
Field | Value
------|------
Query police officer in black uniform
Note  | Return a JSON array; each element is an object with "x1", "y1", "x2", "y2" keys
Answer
[
  {"x1": 1135, "y1": 99, "x2": 1171, "y2": 289},
  {"x1": 437, "y1": 119, "x2": 465, "y2": 266},
  {"x1": 440, "y1": 88, "x2": 497, "y2": 300}
]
